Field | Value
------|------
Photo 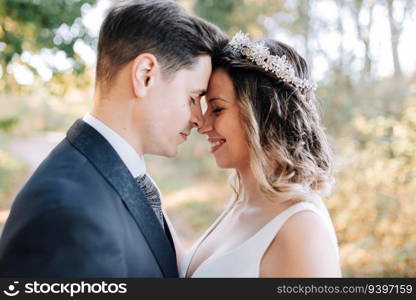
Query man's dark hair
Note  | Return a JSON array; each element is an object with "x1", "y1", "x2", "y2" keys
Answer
[{"x1": 96, "y1": 0, "x2": 228, "y2": 85}]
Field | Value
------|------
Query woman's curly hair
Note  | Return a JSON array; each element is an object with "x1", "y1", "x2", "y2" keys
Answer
[{"x1": 214, "y1": 39, "x2": 335, "y2": 203}]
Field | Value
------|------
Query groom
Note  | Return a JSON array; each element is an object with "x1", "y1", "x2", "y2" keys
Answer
[{"x1": 0, "y1": 0, "x2": 226, "y2": 277}]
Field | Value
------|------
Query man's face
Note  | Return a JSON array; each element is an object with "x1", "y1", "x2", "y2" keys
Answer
[{"x1": 141, "y1": 55, "x2": 211, "y2": 157}]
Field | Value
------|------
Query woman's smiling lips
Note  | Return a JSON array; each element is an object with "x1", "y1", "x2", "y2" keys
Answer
[{"x1": 208, "y1": 137, "x2": 226, "y2": 153}]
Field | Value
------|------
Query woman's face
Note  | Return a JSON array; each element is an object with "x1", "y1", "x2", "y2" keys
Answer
[{"x1": 199, "y1": 68, "x2": 250, "y2": 169}]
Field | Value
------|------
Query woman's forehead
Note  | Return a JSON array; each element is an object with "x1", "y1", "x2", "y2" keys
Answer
[{"x1": 207, "y1": 70, "x2": 236, "y2": 101}]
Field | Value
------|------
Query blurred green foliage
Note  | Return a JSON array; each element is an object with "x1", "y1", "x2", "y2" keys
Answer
[
  {"x1": 0, "y1": 1, "x2": 97, "y2": 195},
  {"x1": 329, "y1": 94, "x2": 416, "y2": 276},
  {"x1": 194, "y1": 0, "x2": 282, "y2": 35},
  {"x1": 0, "y1": 0, "x2": 96, "y2": 76},
  {"x1": 0, "y1": 147, "x2": 24, "y2": 208},
  {"x1": 0, "y1": 117, "x2": 19, "y2": 133}
]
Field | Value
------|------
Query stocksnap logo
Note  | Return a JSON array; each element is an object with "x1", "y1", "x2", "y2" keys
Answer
[{"x1": 3, "y1": 281, "x2": 20, "y2": 297}]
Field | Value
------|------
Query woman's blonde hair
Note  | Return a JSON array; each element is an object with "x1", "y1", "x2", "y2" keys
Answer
[{"x1": 214, "y1": 39, "x2": 334, "y2": 204}]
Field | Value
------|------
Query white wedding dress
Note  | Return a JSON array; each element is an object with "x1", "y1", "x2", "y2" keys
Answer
[{"x1": 180, "y1": 200, "x2": 339, "y2": 278}]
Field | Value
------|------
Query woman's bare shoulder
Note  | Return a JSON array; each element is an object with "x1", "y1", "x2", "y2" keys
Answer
[{"x1": 260, "y1": 209, "x2": 341, "y2": 277}]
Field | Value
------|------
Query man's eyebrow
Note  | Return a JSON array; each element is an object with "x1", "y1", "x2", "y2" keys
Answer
[
  {"x1": 207, "y1": 97, "x2": 228, "y2": 103},
  {"x1": 191, "y1": 89, "x2": 207, "y2": 97}
]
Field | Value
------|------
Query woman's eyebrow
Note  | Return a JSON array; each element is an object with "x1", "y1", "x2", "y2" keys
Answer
[{"x1": 207, "y1": 97, "x2": 228, "y2": 103}]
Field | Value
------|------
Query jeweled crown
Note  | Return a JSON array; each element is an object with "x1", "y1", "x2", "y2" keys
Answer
[{"x1": 227, "y1": 31, "x2": 317, "y2": 92}]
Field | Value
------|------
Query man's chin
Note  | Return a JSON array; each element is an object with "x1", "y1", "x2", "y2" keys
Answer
[
  {"x1": 162, "y1": 146, "x2": 178, "y2": 158},
  {"x1": 164, "y1": 151, "x2": 177, "y2": 158},
  {"x1": 147, "y1": 145, "x2": 178, "y2": 158}
]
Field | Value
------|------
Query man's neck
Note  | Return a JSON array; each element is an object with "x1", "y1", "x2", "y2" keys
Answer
[{"x1": 90, "y1": 98, "x2": 145, "y2": 156}]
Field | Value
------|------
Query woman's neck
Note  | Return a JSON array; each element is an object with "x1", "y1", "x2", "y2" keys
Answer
[
  {"x1": 236, "y1": 166, "x2": 294, "y2": 215},
  {"x1": 237, "y1": 166, "x2": 269, "y2": 208}
]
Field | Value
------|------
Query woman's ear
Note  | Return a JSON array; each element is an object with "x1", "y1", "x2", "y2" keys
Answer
[{"x1": 131, "y1": 53, "x2": 158, "y2": 98}]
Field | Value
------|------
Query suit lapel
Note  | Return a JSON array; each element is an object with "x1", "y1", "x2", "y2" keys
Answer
[
  {"x1": 66, "y1": 119, "x2": 178, "y2": 277},
  {"x1": 163, "y1": 216, "x2": 176, "y2": 256}
]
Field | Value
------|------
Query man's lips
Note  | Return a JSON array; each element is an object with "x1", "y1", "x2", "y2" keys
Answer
[{"x1": 180, "y1": 132, "x2": 189, "y2": 140}]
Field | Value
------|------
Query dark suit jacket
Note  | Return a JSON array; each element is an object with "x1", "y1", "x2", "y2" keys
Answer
[{"x1": 0, "y1": 119, "x2": 178, "y2": 277}]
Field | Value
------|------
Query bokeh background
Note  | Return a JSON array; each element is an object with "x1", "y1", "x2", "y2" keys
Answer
[{"x1": 0, "y1": 0, "x2": 415, "y2": 277}]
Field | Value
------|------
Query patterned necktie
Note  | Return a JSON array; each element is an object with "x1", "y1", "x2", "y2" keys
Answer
[{"x1": 136, "y1": 174, "x2": 164, "y2": 231}]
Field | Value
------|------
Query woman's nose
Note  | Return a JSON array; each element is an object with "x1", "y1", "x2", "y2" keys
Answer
[{"x1": 198, "y1": 112, "x2": 213, "y2": 134}]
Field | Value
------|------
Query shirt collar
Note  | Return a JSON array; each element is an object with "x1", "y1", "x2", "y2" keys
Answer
[{"x1": 82, "y1": 113, "x2": 146, "y2": 178}]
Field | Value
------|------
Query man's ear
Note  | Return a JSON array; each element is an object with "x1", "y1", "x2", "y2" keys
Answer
[{"x1": 131, "y1": 53, "x2": 158, "y2": 98}]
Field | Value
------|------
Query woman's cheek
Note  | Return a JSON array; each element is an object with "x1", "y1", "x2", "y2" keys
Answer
[{"x1": 212, "y1": 114, "x2": 221, "y2": 129}]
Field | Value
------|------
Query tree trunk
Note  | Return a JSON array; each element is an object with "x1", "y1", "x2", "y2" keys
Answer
[
  {"x1": 351, "y1": 0, "x2": 374, "y2": 79},
  {"x1": 299, "y1": 0, "x2": 311, "y2": 66},
  {"x1": 386, "y1": 0, "x2": 403, "y2": 79}
]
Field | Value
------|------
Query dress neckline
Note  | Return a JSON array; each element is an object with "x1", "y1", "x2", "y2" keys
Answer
[
  {"x1": 184, "y1": 200, "x2": 311, "y2": 277},
  {"x1": 184, "y1": 197, "x2": 237, "y2": 277}
]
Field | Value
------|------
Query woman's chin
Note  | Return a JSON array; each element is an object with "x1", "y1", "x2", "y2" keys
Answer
[{"x1": 214, "y1": 157, "x2": 234, "y2": 169}]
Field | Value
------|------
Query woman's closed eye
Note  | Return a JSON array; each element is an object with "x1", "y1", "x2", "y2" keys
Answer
[
  {"x1": 212, "y1": 107, "x2": 224, "y2": 115},
  {"x1": 190, "y1": 97, "x2": 196, "y2": 105}
]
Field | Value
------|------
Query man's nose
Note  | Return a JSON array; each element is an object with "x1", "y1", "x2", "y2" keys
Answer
[
  {"x1": 190, "y1": 103, "x2": 204, "y2": 129},
  {"x1": 190, "y1": 117, "x2": 203, "y2": 129},
  {"x1": 198, "y1": 112, "x2": 213, "y2": 134}
]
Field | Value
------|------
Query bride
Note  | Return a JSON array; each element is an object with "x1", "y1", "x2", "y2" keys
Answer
[{"x1": 179, "y1": 32, "x2": 341, "y2": 278}]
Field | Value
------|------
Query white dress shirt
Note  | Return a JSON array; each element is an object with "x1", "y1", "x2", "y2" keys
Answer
[{"x1": 82, "y1": 113, "x2": 146, "y2": 178}]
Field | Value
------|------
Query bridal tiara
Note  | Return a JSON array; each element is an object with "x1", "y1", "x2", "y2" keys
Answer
[{"x1": 227, "y1": 31, "x2": 317, "y2": 92}]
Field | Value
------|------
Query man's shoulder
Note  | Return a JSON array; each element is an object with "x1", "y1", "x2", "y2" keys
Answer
[
  {"x1": 14, "y1": 138, "x2": 116, "y2": 214},
  {"x1": 28, "y1": 137, "x2": 102, "y2": 186}
]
